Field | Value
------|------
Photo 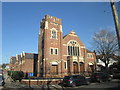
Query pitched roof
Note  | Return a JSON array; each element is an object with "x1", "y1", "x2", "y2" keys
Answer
[
  {"x1": 63, "y1": 30, "x2": 76, "y2": 39},
  {"x1": 63, "y1": 34, "x2": 68, "y2": 38},
  {"x1": 86, "y1": 49, "x2": 94, "y2": 53}
]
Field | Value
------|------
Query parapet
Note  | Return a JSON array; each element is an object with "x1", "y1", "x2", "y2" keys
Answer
[{"x1": 43, "y1": 14, "x2": 62, "y2": 25}]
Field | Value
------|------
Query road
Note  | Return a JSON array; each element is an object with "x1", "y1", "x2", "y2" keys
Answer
[
  {"x1": 0, "y1": 86, "x2": 3, "y2": 90},
  {"x1": 62, "y1": 79, "x2": 120, "y2": 89},
  {"x1": 1, "y1": 79, "x2": 120, "y2": 90}
]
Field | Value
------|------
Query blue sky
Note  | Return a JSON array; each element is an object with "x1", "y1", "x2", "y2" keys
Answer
[{"x1": 2, "y1": 2, "x2": 116, "y2": 64}]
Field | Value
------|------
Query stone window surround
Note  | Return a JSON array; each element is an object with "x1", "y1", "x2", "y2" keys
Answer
[
  {"x1": 50, "y1": 28, "x2": 58, "y2": 39},
  {"x1": 50, "y1": 47, "x2": 58, "y2": 55},
  {"x1": 67, "y1": 40, "x2": 81, "y2": 56}
]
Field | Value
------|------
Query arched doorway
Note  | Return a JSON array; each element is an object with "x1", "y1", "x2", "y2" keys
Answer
[
  {"x1": 73, "y1": 62, "x2": 78, "y2": 74},
  {"x1": 51, "y1": 65, "x2": 58, "y2": 75},
  {"x1": 51, "y1": 62, "x2": 58, "y2": 75},
  {"x1": 88, "y1": 62, "x2": 94, "y2": 72},
  {"x1": 80, "y1": 62, "x2": 84, "y2": 73}
]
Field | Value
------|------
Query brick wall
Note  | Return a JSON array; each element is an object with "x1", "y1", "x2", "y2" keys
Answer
[{"x1": 21, "y1": 79, "x2": 62, "y2": 85}]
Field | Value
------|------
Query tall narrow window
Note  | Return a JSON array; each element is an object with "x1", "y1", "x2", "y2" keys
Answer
[
  {"x1": 55, "y1": 49, "x2": 58, "y2": 55},
  {"x1": 68, "y1": 46, "x2": 70, "y2": 55},
  {"x1": 70, "y1": 46, "x2": 72, "y2": 56},
  {"x1": 64, "y1": 62, "x2": 67, "y2": 69},
  {"x1": 51, "y1": 48, "x2": 53, "y2": 54},
  {"x1": 52, "y1": 31, "x2": 56, "y2": 39},
  {"x1": 78, "y1": 47, "x2": 79, "y2": 56},
  {"x1": 75, "y1": 47, "x2": 77, "y2": 56}
]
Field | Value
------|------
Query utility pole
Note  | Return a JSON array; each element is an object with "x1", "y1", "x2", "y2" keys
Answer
[{"x1": 110, "y1": 0, "x2": 120, "y2": 49}]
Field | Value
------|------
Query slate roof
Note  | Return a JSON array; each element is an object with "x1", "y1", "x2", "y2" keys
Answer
[
  {"x1": 24, "y1": 53, "x2": 38, "y2": 59},
  {"x1": 86, "y1": 49, "x2": 94, "y2": 53}
]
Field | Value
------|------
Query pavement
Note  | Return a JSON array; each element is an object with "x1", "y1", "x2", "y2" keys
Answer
[
  {"x1": 2, "y1": 81, "x2": 62, "y2": 89},
  {"x1": 2, "y1": 71, "x2": 120, "y2": 90},
  {"x1": 1, "y1": 79, "x2": 120, "y2": 90}
]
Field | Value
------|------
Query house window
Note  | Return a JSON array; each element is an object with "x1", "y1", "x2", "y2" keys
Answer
[
  {"x1": 52, "y1": 30, "x2": 56, "y2": 39},
  {"x1": 87, "y1": 54, "x2": 93, "y2": 58}
]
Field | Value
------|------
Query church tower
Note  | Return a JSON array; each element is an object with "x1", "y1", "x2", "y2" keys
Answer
[{"x1": 37, "y1": 15, "x2": 63, "y2": 77}]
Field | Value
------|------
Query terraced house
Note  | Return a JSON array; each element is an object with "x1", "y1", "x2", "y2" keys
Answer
[
  {"x1": 10, "y1": 53, "x2": 38, "y2": 77},
  {"x1": 10, "y1": 15, "x2": 96, "y2": 78}
]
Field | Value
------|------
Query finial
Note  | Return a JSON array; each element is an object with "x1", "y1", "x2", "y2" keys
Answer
[{"x1": 70, "y1": 30, "x2": 75, "y2": 34}]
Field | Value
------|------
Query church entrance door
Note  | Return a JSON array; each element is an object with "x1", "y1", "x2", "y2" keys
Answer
[
  {"x1": 80, "y1": 62, "x2": 84, "y2": 73},
  {"x1": 51, "y1": 65, "x2": 58, "y2": 75},
  {"x1": 73, "y1": 62, "x2": 78, "y2": 74}
]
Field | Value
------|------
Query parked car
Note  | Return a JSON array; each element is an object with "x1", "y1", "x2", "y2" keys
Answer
[
  {"x1": 90, "y1": 72, "x2": 112, "y2": 83},
  {"x1": 0, "y1": 69, "x2": 3, "y2": 76},
  {"x1": 113, "y1": 71, "x2": 120, "y2": 79},
  {"x1": 0, "y1": 76, "x2": 5, "y2": 86},
  {"x1": 63, "y1": 75, "x2": 90, "y2": 87}
]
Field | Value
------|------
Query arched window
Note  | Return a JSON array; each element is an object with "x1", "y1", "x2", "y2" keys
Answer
[
  {"x1": 52, "y1": 30, "x2": 56, "y2": 39},
  {"x1": 50, "y1": 28, "x2": 57, "y2": 39},
  {"x1": 68, "y1": 41, "x2": 80, "y2": 56}
]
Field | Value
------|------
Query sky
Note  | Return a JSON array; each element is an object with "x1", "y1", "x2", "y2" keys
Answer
[{"x1": 2, "y1": 2, "x2": 116, "y2": 64}]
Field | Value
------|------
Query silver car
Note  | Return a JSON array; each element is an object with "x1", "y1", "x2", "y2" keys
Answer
[{"x1": 0, "y1": 76, "x2": 5, "y2": 86}]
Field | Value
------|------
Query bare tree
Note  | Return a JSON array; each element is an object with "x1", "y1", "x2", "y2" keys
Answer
[{"x1": 93, "y1": 30, "x2": 119, "y2": 70}]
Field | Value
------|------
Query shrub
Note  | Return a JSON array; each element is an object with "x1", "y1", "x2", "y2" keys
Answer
[{"x1": 7, "y1": 71, "x2": 24, "y2": 82}]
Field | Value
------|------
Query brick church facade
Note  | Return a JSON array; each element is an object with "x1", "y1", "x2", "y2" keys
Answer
[
  {"x1": 10, "y1": 15, "x2": 96, "y2": 78},
  {"x1": 37, "y1": 15, "x2": 96, "y2": 77}
]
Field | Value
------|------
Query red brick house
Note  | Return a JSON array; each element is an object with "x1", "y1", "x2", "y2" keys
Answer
[
  {"x1": 10, "y1": 52, "x2": 38, "y2": 76},
  {"x1": 37, "y1": 15, "x2": 96, "y2": 77}
]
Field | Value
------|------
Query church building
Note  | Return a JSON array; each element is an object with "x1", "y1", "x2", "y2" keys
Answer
[{"x1": 37, "y1": 15, "x2": 96, "y2": 77}]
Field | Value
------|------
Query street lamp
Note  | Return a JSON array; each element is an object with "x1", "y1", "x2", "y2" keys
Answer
[{"x1": 110, "y1": 0, "x2": 120, "y2": 49}]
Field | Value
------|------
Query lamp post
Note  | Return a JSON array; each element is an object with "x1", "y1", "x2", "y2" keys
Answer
[{"x1": 110, "y1": 0, "x2": 120, "y2": 49}]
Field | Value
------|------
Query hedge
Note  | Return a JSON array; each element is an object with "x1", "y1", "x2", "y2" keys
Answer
[{"x1": 7, "y1": 71, "x2": 24, "y2": 81}]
